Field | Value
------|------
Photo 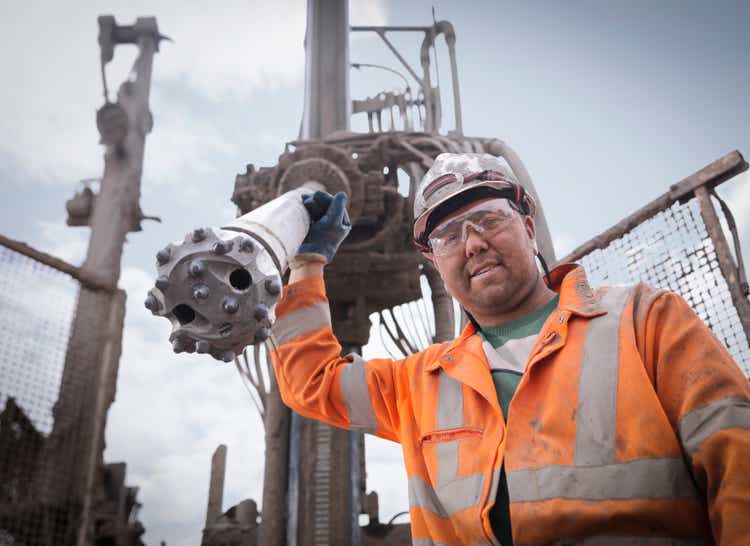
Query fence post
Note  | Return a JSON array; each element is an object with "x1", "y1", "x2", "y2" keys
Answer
[{"x1": 694, "y1": 185, "x2": 750, "y2": 343}]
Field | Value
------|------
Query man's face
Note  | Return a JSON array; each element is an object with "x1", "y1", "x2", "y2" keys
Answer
[{"x1": 428, "y1": 198, "x2": 540, "y2": 321}]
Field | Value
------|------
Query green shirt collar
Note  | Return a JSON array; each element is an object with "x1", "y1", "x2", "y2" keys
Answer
[{"x1": 478, "y1": 295, "x2": 559, "y2": 348}]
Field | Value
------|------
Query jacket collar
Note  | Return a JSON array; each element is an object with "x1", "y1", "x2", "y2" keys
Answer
[
  {"x1": 551, "y1": 263, "x2": 608, "y2": 317},
  {"x1": 424, "y1": 263, "x2": 605, "y2": 373}
]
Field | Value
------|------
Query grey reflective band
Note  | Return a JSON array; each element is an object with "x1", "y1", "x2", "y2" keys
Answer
[
  {"x1": 528, "y1": 536, "x2": 707, "y2": 546},
  {"x1": 271, "y1": 302, "x2": 331, "y2": 345},
  {"x1": 507, "y1": 457, "x2": 698, "y2": 503},
  {"x1": 412, "y1": 540, "x2": 452, "y2": 546},
  {"x1": 408, "y1": 473, "x2": 486, "y2": 517},
  {"x1": 340, "y1": 353, "x2": 378, "y2": 434},
  {"x1": 437, "y1": 370, "x2": 464, "y2": 429},
  {"x1": 678, "y1": 396, "x2": 750, "y2": 457},
  {"x1": 409, "y1": 475, "x2": 448, "y2": 518},
  {"x1": 482, "y1": 336, "x2": 535, "y2": 374},
  {"x1": 574, "y1": 287, "x2": 630, "y2": 466},
  {"x1": 413, "y1": 366, "x2": 488, "y2": 524},
  {"x1": 487, "y1": 466, "x2": 502, "y2": 513},
  {"x1": 436, "y1": 371, "x2": 463, "y2": 485}
]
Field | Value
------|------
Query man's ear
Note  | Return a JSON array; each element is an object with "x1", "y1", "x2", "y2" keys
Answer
[
  {"x1": 524, "y1": 215, "x2": 537, "y2": 249},
  {"x1": 421, "y1": 250, "x2": 442, "y2": 273}
]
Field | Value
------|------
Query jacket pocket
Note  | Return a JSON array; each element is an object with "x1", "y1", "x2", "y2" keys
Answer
[{"x1": 419, "y1": 426, "x2": 482, "y2": 446}]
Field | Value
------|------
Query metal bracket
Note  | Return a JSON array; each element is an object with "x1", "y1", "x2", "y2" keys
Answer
[{"x1": 97, "y1": 16, "x2": 172, "y2": 103}]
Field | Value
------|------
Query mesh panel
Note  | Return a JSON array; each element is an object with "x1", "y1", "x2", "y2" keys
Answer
[
  {"x1": 577, "y1": 199, "x2": 750, "y2": 377},
  {"x1": 0, "y1": 243, "x2": 81, "y2": 545}
]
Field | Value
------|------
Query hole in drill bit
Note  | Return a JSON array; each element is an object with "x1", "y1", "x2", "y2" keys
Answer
[
  {"x1": 229, "y1": 268, "x2": 252, "y2": 290},
  {"x1": 218, "y1": 322, "x2": 233, "y2": 337},
  {"x1": 173, "y1": 304, "x2": 196, "y2": 325}
]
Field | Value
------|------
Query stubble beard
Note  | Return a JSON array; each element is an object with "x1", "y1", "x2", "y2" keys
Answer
[{"x1": 464, "y1": 263, "x2": 540, "y2": 319}]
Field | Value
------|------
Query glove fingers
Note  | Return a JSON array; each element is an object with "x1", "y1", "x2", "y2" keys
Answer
[
  {"x1": 313, "y1": 191, "x2": 334, "y2": 209},
  {"x1": 326, "y1": 192, "x2": 350, "y2": 226},
  {"x1": 302, "y1": 191, "x2": 333, "y2": 221}
]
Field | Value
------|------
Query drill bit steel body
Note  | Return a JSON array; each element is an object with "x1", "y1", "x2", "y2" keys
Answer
[{"x1": 146, "y1": 182, "x2": 325, "y2": 361}]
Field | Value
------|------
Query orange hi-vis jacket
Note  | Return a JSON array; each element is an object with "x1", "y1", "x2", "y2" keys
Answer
[{"x1": 270, "y1": 264, "x2": 750, "y2": 545}]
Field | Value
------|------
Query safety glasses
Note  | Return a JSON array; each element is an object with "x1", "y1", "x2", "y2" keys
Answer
[{"x1": 428, "y1": 198, "x2": 517, "y2": 257}]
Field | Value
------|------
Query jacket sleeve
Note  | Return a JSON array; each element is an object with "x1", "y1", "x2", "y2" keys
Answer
[
  {"x1": 269, "y1": 276, "x2": 404, "y2": 443},
  {"x1": 641, "y1": 290, "x2": 750, "y2": 545}
]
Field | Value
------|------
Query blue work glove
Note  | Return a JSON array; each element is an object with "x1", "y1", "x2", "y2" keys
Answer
[{"x1": 297, "y1": 191, "x2": 351, "y2": 264}]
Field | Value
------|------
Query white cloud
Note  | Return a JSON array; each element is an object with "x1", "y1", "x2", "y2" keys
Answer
[
  {"x1": 35, "y1": 219, "x2": 89, "y2": 265},
  {"x1": 109, "y1": 266, "x2": 266, "y2": 546},
  {"x1": 552, "y1": 232, "x2": 577, "y2": 259},
  {"x1": 721, "y1": 171, "x2": 750, "y2": 241},
  {"x1": 145, "y1": 91, "x2": 239, "y2": 185},
  {"x1": 714, "y1": 169, "x2": 750, "y2": 276},
  {"x1": 365, "y1": 435, "x2": 409, "y2": 522},
  {"x1": 151, "y1": 1, "x2": 307, "y2": 100},
  {"x1": 350, "y1": 0, "x2": 388, "y2": 27},
  {"x1": 0, "y1": 0, "x2": 386, "y2": 187}
]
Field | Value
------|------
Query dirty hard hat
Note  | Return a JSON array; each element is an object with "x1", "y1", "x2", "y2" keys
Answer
[{"x1": 413, "y1": 152, "x2": 536, "y2": 250}]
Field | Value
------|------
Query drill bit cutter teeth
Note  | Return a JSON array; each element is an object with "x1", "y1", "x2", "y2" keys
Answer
[{"x1": 147, "y1": 227, "x2": 280, "y2": 361}]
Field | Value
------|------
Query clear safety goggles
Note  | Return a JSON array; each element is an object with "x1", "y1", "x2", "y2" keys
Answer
[{"x1": 427, "y1": 198, "x2": 518, "y2": 257}]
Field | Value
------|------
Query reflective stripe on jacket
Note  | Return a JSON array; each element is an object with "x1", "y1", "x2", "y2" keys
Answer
[{"x1": 270, "y1": 264, "x2": 750, "y2": 545}]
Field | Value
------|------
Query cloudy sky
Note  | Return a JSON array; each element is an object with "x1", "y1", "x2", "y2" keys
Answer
[{"x1": 1, "y1": 1, "x2": 749, "y2": 545}]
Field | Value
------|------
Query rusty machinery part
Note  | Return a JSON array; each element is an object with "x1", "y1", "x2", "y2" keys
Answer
[
  {"x1": 354, "y1": 135, "x2": 433, "y2": 174},
  {"x1": 278, "y1": 143, "x2": 365, "y2": 222},
  {"x1": 66, "y1": 186, "x2": 97, "y2": 227},
  {"x1": 145, "y1": 227, "x2": 280, "y2": 361},
  {"x1": 341, "y1": 187, "x2": 405, "y2": 252},
  {"x1": 232, "y1": 164, "x2": 278, "y2": 214},
  {"x1": 408, "y1": 135, "x2": 452, "y2": 155},
  {"x1": 96, "y1": 102, "x2": 129, "y2": 147},
  {"x1": 279, "y1": 158, "x2": 350, "y2": 204}
]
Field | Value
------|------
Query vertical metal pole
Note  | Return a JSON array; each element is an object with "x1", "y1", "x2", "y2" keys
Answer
[
  {"x1": 444, "y1": 29, "x2": 463, "y2": 135},
  {"x1": 695, "y1": 186, "x2": 750, "y2": 342},
  {"x1": 259, "y1": 374, "x2": 291, "y2": 546},
  {"x1": 301, "y1": 0, "x2": 350, "y2": 139},
  {"x1": 205, "y1": 445, "x2": 227, "y2": 526},
  {"x1": 345, "y1": 345, "x2": 363, "y2": 546},
  {"x1": 420, "y1": 39, "x2": 434, "y2": 134},
  {"x1": 287, "y1": 412, "x2": 301, "y2": 546},
  {"x1": 83, "y1": 24, "x2": 156, "y2": 284},
  {"x1": 349, "y1": 431, "x2": 362, "y2": 546},
  {"x1": 291, "y1": 1, "x2": 355, "y2": 545},
  {"x1": 75, "y1": 289, "x2": 126, "y2": 546},
  {"x1": 484, "y1": 139, "x2": 556, "y2": 265},
  {"x1": 39, "y1": 17, "x2": 161, "y2": 545}
]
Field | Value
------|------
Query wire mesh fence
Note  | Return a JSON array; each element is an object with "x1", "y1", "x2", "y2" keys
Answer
[
  {"x1": 0, "y1": 242, "x2": 83, "y2": 545},
  {"x1": 577, "y1": 198, "x2": 750, "y2": 377}
]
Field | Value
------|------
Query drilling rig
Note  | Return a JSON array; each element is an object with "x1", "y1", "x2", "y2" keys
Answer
[{"x1": 147, "y1": 2, "x2": 554, "y2": 544}]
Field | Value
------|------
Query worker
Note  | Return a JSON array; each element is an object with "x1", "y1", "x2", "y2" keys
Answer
[{"x1": 270, "y1": 153, "x2": 750, "y2": 545}]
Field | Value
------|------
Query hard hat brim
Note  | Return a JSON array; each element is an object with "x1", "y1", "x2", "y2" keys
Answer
[{"x1": 413, "y1": 181, "x2": 529, "y2": 245}]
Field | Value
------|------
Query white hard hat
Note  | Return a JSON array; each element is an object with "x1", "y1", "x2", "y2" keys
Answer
[{"x1": 413, "y1": 153, "x2": 536, "y2": 249}]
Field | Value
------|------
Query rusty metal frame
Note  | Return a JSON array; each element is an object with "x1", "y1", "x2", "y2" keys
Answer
[
  {"x1": 0, "y1": 234, "x2": 115, "y2": 292},
  {"x1": 0, "y1": 235, "x2": 126, "y2": 545},
  {"x1": 350, "y1": 22, "x2": 462, "y2": 134},
  {"x1": 562, "y1": 150, "x2": 750, "y2": 342}
]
